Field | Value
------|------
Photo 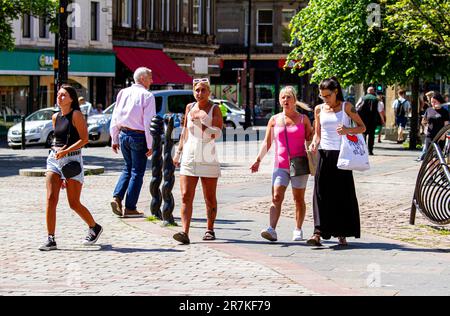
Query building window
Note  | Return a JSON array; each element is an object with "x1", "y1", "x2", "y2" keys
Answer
[
  {"x1": 193, "y1": 0, "x2": 201, "y2": 34},
  {"x1": 257, "y1": 10, "x2": 273, "y2": 46},
  {"x1": 68, "y1": 0, "x2": 76, "y2": 40},
  {"x1": 22, "y1": 14, "x2": 31, "y2": 38},
  {"x1": 148, "y1": 0, "x2": 154, "y2": 30},
  {"x1": 121, "y1": 0, "x2": 132, "y2": 27},
  {"x1": 91, "y1": 1, "x2": 99, "y2": 41},
  {"x1": 137, "y1": 0, "x2": 143, "y2": 29},
  {"x1": 282, "y1": 10, "x2": 295, "y2": 46},
  {"x1": 161, "y1": 0, "x2": 166, "y2": 31},
  {"x1": 39, "y1": 17, "x2": 49, "y2": 38},
  {"x1": 182, "y1": 0, "x2": 189, "y2": 33},
  {"x1": 206, "y1": 0, "x2": 211, "y2": 35},
  {"x1": 166, "y1": 0, "x2": 170, "y2": 31}
]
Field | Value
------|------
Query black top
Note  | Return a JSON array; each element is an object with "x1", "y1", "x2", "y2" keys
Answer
[
  {"x1": 54, "y1": 110, "x2": 80, "y2": 147},
  {"x1": 424, "y1": 107, "x2": 449, "y2": 138},
  {"x1": 357, "y1": 94, "x2": 379, "y2": 128}
]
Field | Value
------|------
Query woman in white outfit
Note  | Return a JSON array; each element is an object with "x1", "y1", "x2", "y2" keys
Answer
[{"x1": 173, "y1": 78, "x2": 223, "y2": 244}]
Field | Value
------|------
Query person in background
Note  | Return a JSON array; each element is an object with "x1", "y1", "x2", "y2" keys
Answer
[
  {"x1": 308, "y1": 77, "x2": 366, "y2": 247},
  {"x1": 392, "y1": 90, "x2": 411, "y2": 144},
  {"x1": 110, "y1": 67, "x2": 156, "y2": 218},
  {"x1": 172, "y1": 78, "x2": 223, "y2": 244},
  {"x1": 40, "y1": 85, "x2": 103, "y2": 251},
  {"x1": 417, "y1": 92, "x2": 449, "y2": 161},
  {"x1": 92, "y1": 104, "x2": 103, "y2": 115},
  {"x1": 251, "y1": 86, "x2": 312, "y2": 242},
  {"x1": 376, "y1": 95, "x2": 386, "y2": 143}
]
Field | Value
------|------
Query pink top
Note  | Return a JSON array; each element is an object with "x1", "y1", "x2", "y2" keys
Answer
[
  {"x1": 274, "y1": 114, "x2": 307, "y2": 169},
  {"x1": 110, "y1": 84, "x2": 156, "y2": 150}
]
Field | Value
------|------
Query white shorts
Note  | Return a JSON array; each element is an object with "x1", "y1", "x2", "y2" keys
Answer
[
  {"x1": 46, "y1": 149, "x2": 84, "y2": 184},
  {"x1": 272, "y1": 168, "x2": 308, "y2": 189}
]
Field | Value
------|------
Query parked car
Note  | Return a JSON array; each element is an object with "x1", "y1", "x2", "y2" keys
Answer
[
  {"x1": 86, "y1": 90, "x2": 196, "y2": 146},
  {"x1": 212, "y1": 99, "x2": 245, "y2": 129},
  {"x1": 87, "y1": 103, "x2": 115, "y2": 146},
  {"x1": 7, "y1": 107, "x2": 58, "y2": 148}
]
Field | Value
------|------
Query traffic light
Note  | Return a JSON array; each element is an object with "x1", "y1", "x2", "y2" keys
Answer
[{"x1": 376, "y1": 83, "x2": 383, "y2": 93}]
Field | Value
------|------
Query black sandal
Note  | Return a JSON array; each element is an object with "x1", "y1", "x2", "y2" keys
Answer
[
  {"x1": 202, "y1": 230, "x2": 216, "y2": 241},
  {"x1": 173, "y1": 232, "x2": 190, "y2": 245}
]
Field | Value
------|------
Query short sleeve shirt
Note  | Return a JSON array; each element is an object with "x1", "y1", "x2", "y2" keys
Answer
[{"x1": 424, "y1": 107, "x2": 449, "y2": 138}]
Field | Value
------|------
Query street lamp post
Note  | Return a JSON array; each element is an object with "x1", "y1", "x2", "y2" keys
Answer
[
  {"x1": 55, "y1": 0, "x2": 69, "y2": 92},
  {"x1": 244, "y1": 0, "x2": 252, "y2": 129}
]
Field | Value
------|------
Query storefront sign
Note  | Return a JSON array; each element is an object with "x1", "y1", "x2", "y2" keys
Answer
[
  {"x1": 39, "y1": 54, "x2": 71, "y2": 71},
  {"x1": 0, "y1": 49, "x2": 115, "y2": 77}
]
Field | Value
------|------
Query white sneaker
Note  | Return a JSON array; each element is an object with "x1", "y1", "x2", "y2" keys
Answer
[
  {"x1": 261, "y1": 227, "x2": 277, "y2": 241},
  {"x1": 292, "y1": 229, "x2": 304, "y2": 241}
]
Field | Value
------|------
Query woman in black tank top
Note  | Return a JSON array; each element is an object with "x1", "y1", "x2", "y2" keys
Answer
[{"x1": 39, "y1": 85, "x2": 103, "y2": 251}]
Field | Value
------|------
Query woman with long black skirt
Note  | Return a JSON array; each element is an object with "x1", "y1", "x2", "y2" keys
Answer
[{"x1": 308, "y1": 77, "x2": 366, "y2": 246}]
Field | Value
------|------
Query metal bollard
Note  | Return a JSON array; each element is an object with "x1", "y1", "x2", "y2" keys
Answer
[
  {"x1": 149, "y1": 115, "x2": 164, "y2": 220},
  {"x1": 162, "y1": 115, "x2": 176, "y2": 226},
  {"x1": 21, "y1": 115, "x2": 26, "y2": 150}
]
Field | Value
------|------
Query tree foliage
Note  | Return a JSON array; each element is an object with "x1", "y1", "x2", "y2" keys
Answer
[
  {"x1": 381, "y1": 0, "x2": 450, "y2": 54},
  {"x1": 0, "y1": 0, "x2": 58, "y2": 50},
  {"x1": 287, "y1": 0, "x2": 450, "y2": 86}
]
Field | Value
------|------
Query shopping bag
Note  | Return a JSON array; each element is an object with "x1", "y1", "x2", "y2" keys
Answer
[{"x1": 337, "y1": 108, "x2": 370, "y2": 171}]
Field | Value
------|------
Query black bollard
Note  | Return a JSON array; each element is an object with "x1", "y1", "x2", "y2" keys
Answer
[
  {"x1": 162, "y1": 115, "x2": 176, "y2": 226},
  {"x1": 21, "y1": 115, "x2": 26, "y2": 150},
  {"x1": 149, "y1": 115, "x2": 164, "y2": 220}
]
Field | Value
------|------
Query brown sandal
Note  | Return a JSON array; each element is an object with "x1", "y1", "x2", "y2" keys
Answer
[
  {"x1": 173, "y1": 232, "x2": 190, "y2": 245},
  {"x1": 306, "y1": 234, "x2": 322, "y2": 247},
  {"x1": 338, "y1": 237, "x2": 348, "y2": 246}
]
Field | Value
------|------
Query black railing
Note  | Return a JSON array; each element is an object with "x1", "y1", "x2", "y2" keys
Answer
[{"x1": 410, "y1": 125, "x2": 450, "y2": 225}]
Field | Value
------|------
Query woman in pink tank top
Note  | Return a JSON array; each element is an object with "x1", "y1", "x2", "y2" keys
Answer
[{"x1": 250, "y1": 86, "x2": 312, "y2": 242}]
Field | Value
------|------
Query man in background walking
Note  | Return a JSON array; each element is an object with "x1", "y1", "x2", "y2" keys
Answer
[{"x1": 110, "y1": 67, "x2": 156, "y2": 218}]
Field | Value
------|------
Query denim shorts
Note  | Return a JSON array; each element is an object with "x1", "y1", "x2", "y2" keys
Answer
[
  {"x1": 272, "y1": 168, "x2": 309, "y2": 189},
  {"x1": 46, "y1": 149, "x2": 84, "y2": 184}
]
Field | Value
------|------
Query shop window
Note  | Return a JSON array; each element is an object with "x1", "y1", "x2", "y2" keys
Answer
[{"x1": 257, "y1": 10, "x2": 273, "y2": 46}]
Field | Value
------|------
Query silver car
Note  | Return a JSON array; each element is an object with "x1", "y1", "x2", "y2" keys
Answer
[
  {"x1": 86, "y1": 90, "x2": 196, "y2": 146},
  {"x1": 7, "y1": 107, "x2": 58, "y2": 148},
  {"x1": 87, "y1": 103, "x2": 115, "y2": 146}
]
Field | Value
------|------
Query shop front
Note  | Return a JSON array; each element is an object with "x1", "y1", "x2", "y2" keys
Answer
[
  {"x1": 211, "y1": 59, "x2": 309, "y2": 124},
  {"x1": 0, "y1": 49, "x2": 115, "y2": 117}
]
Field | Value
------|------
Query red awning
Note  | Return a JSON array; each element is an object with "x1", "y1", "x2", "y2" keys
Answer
[{"x1": 113, "y1": 46, "x2": 192, "y2": 85}]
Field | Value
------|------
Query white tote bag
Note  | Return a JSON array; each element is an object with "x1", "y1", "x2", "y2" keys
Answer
[{"x1": 337, "y1": 106, "x2": 370, "y2": 171}]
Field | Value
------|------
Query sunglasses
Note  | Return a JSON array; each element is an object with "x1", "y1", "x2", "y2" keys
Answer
[{"x1": 193, "y1": 78, "x2": 210, "y2": 85}]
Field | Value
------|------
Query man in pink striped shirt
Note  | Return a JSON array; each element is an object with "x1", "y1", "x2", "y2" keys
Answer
[{"x1": 110, "y1": 67, "x2": 156, "y2": 218}]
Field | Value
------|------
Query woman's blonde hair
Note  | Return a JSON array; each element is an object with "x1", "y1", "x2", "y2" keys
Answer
[
  {"x1": 279, "y1": 86, "x2": 313, "y2": 112},
  {"x1": 280, "y1": 86, "x2": 298, "y2": 103}
]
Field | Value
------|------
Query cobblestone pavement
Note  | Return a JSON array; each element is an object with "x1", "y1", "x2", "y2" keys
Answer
[
  {"x1": 0, "y1": 173, "x2": 317, "y2": 296},
  {"x1": 0, "y1": 137, "x2": 449, "y2": 295}
]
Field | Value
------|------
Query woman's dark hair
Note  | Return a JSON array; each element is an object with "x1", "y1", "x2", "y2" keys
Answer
[
  {"x1": 319, "y1": 77, "x2": 344, "y2": 101},
  {"x1": 431, "y1": 91, "x2": 445, "y2": 104},
  {"x1": 60, "y1": 84, "x2": 80, "y2": 111}
]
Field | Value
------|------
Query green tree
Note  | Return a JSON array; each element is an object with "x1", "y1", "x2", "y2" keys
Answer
[
  {"x1": 287, "y1": 0, "x2": 450, "y2": 149},
  {"x1": 0, "y1": 0, "x2": 58, "y2": 50},
  {"x1": 381, "y1": 0, "x2": 450, "y2": 55}
]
